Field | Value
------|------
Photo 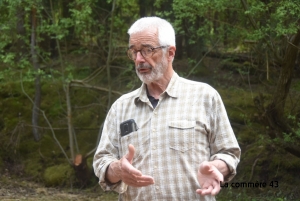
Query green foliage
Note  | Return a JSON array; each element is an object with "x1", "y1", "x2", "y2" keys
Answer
[
  {"x1": 242, "y1": 0, "x2": 300, "y2": 42},
  {"x1": 281, "y1": 115, "x2": 300, "y2": 143},
  {"x1": 218, "y1": 87, "x2": 257, "y2": 123},
  {"x1": 158, "y1": 0, "x2": 239, "y2": 44}
]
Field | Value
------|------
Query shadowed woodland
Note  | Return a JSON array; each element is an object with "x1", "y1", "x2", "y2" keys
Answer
[{"x1": 0, "y1": 0, "x2": 300, "y2": 200}]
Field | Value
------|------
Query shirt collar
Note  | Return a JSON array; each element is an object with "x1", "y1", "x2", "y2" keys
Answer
[
  {"x1": 164, "y1": 72, "x2": 178, "y2": 98},
  {"x1": 134, "y1": 72, "x2": 179, "y2": 104}
]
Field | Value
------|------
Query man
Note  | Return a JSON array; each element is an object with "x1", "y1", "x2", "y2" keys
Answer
[{"x1": 93, "y1": 16, "x2": 241, "y2": 201}]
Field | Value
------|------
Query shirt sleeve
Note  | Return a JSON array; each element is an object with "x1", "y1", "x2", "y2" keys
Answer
[
  {"x1": 208, "y1": 90, "x2": 241, "y2": 182},
  {"x1": 93, "y1": 104, "x2": 127, "y2": 193}
]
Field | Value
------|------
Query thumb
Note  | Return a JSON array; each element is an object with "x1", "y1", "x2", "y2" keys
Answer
[
  {"x1": 126, "y1": 144, "x2": 135, "y2": 163},
  {"x1": 200, "y1": 161, "x2": 213, "y2": 174}
]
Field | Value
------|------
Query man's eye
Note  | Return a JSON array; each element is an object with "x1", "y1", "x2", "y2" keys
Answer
[{"x1": 143, "y1": 48, "x2": 152, "y2": 55}]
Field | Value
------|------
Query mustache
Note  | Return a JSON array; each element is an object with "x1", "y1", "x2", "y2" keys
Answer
[{"x1": 137, "y1": 63, "x2": 152, "y2": 69}]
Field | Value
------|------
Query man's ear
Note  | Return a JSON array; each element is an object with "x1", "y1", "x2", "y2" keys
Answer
[{"x1": 168, "y1": 46, "x2": 176, "y2": 62}]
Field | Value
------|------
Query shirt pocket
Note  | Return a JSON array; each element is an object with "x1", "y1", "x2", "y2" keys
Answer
[
  {"x1": 168, "y1": 120, "x2": 196, "y2": 152},
  {"x1": 120, "y1": 130, "x2": 149, "y2": 164}
]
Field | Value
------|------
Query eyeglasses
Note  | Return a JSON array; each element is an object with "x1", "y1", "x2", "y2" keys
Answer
[{"x1": 127, "y1": 46, "x2": 168, "y2": 60}]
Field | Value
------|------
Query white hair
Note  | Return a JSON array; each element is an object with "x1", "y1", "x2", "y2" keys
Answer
[{"x1": 127, "y1": 16, "x2": 176, "y2": 47}]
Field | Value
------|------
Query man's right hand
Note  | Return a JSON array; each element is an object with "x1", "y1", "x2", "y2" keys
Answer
[{"x1": 106, "y1": 144, "x2": 155, "y2": 187}]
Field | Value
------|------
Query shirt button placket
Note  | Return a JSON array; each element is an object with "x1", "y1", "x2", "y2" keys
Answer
[{"x1": 151, "y1": 110, "x2": 160, "y2": 194}]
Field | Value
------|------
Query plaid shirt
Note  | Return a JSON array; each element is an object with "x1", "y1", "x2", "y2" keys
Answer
[{"x1": 93, "y1": 72, "x2": 241, "y2": 201}]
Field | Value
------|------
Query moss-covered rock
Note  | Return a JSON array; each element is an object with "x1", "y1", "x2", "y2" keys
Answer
[{"x1": 43, "y1": 164, "x2": 74, "y2": 186}]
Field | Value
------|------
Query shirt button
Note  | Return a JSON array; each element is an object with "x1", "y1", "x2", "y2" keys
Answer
[
  {"x1": 152, "y1": 129, "x2": 156, "y2": 132},
  {"x1": 156, "y1": 186, "x2": 159, "y2": 190},
  {"x1": 153, "y1": 146, "x2": 156, "y2": 150},
  {"x1": 154, "y1": 165, "x2": 157, "y2": 169},
  {"x1": 154, "y1": 111, "x2": 157, "y2": 115}
]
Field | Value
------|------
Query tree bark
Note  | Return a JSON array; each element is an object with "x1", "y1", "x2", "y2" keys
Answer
[
  {"x1": 31, "y1": 6, "x2": 42, "y2": 141},
  {"x1": 271, "y1": 30, "x2": 300, "y2": 117},
  {"x1": 66, "y1": 83, "x2": 75, "y2": 162},
  {"x1": 106, "y1": 0, "x2": 116, "y2": 110}
]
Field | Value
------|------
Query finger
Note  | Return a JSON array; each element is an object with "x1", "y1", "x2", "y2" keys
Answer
[
  {"x1": 126, "y1": 144, "x2": 135, "y2": 163},
  {"x1": 124, "y1": 180, "x2": 154, "y2": 187},
  {"x1": 196, "y1": 185, "x2": 213, "y2": 195},
  {"x1": 122, "y1": 174, "x2": 142, "y2": 186},
  {"x1": 122, "y1": 173, "x2": 154, "y2": 184},
  {"x1": 211, "y1": 180, "x2": 221, "y2": 196},
  {"x1": 123, "y1": 175, "x2": 155, "y2": 187},
  {"x1": 213, "y1": 168, "x2": 224, "y2": 183},
  {"x1": 135, "y1": 175, "x2": 155, "y2": 183},
  {"x1": 128, "y1": 178, "x2": 155, "y2": 187},
  {"x1": 134, "y1": 180, "x2": 155, "y2": 187}
]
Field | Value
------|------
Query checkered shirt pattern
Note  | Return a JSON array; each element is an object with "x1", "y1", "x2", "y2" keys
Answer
[{"x1": 93, "y1": 72, "x2": 241, "y2": 201}]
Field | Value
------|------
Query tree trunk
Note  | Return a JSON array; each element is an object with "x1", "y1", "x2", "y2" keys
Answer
[
  {"x1": 73, "y1": 154, "x2": 91, "y2": 187},
  {"x1": 272, "y1": 30, "x2": 300, "y2": 117},
  {"x1": 106, "y1": 0, "x2": 116, "y2": 110},
  {"x1": 66, "y1": 83, "x2": 75, "y2": 162},
  {"x1": 31, "y1": 6, "x2": 42, "y2": 141},
  {"x1": 61, "y1": 0, "x2": 75, "y2": 46},
  {"x1": 176, "y1": 34, "x2": 183, "y2": 59},
  {"x1": 255, "y1": 29, "x2": 300, "y2": 158}
]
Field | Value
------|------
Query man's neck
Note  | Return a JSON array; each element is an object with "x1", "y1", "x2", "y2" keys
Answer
[{"x1": 146, "y1": 70, "x2": 174, "y2": 99}]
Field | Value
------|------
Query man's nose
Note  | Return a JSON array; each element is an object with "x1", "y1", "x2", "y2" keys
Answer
[{"x1": 135, "y1": 51, "x2": 145, "y2": 63}]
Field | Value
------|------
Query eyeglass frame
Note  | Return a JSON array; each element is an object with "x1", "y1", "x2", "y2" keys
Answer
[{"x1": 127, "y1": 45, "x2": 169, "y2": 60}]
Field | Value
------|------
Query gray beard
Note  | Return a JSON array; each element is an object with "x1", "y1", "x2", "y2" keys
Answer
[{"x1": 136, "y1": 57, "x2": 168, "y2": 84}]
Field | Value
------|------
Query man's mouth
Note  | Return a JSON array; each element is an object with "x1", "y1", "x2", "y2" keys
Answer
[
  {"x1": 137, "y1": 63, "x2": 152, "y2": 74},
  {"x1": 138, "y1": 68, "x2": 151, "y2": 73}
]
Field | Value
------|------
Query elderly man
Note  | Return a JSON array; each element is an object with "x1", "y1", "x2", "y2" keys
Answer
[{"x1": 93, "y1": 16, "x2": 241, "y2": 201}]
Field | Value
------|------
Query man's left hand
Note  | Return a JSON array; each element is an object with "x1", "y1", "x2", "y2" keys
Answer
[{"x1": 196, "y1": 161, "x2": 224, "y2": 196}]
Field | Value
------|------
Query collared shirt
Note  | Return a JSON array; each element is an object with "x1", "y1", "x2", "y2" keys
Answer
[{"x1": 93, "y1": 72, "x2": 241, "y2": 201}]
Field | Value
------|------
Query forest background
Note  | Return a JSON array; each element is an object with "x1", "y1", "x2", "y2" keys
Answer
[{"x1": 0, "y1": 0, "x2": 300, "y2": 200}]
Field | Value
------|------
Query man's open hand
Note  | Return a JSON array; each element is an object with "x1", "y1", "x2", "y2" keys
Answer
[
  {"x1": 196, "y1": 161, "x2": 224, "y2": 196},
  {"x1": 108, "y1": 144, "x2": 155, "y2": 187}
]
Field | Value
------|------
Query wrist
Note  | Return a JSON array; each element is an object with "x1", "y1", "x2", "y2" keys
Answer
[
  {"x1": 209, "y1": 160, "x2": 230, "y2": 177},
  {"x1": 105, "y1": 161, "x2": 121, "y2": 184}
]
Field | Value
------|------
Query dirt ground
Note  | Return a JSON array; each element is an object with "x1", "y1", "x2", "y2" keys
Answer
[{"x1": 0, "y1": 174, "x2": 119, "y2": 201}]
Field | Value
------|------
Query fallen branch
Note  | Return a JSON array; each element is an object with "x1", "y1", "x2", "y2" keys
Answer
[
  {"x1": 70, "y1": 81, "x2": 122, "y2": 96},
  {"x1": 248, "y1": 157, "x2": 260, "y2": 182}
]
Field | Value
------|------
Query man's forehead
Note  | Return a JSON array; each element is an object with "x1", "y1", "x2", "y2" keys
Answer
[
  {"x1": 129, "y1": 29, "x2": 158, "y2": 48},
  {"x1": 129, "y1": 44, "x2": 153, "y2": 49}
]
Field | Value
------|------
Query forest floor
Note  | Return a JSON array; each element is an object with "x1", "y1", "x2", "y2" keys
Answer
[{"x1": 0, "y1": 173, "x2": 119, "y2": 201}]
